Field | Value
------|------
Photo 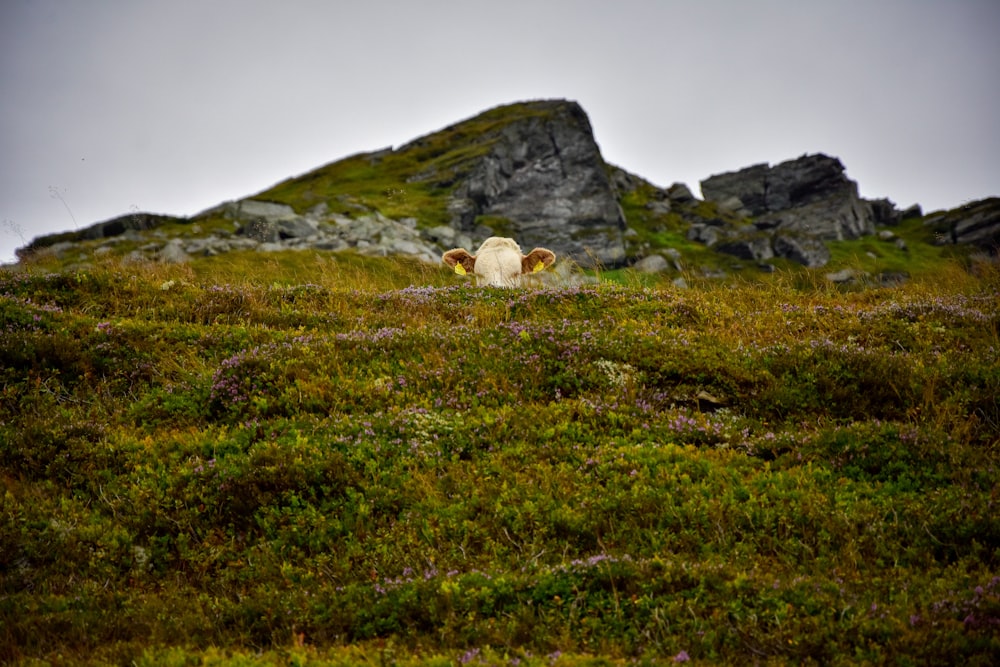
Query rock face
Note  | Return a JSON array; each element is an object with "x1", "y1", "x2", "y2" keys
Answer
[
  {"x1": 445, "y1": 101, "x2": 627, "y2": 267},
  {"x1": 701, "y1": 153, "x2": 875, "y2": 240},
  {"x1": 697, "y1": 153, "x2": 898, "y2": 267},
  {"x1": 923, "y1": 197, "x2": 1000, "y2": 251}
]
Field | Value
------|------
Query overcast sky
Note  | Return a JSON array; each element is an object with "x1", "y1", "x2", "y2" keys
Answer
[{"x1": 2, "y1": 0, "x2": 998, "y2": 264}]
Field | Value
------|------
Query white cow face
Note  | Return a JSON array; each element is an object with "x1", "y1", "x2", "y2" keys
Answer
[{"x1": 442, "y1": 237, "x2": 556, "y2": 287}]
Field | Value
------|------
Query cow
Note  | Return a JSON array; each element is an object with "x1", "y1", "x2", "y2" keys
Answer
[{"x1": 442, "y1": 237, "x2": 556, "y2": 287}]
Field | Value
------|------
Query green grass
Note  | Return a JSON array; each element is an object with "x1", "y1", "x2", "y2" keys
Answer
[
  {"x1": 823, "y1": 217, "x2": 950, "y2": 278},
  {"x1": 185, "y1": 250, "x2": 457, "y2": 290},
  {"x1": 2, "y1": 250, "x2": 999, "y2": 666}
]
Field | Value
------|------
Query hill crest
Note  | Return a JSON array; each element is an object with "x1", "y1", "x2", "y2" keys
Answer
[{"x1": 16, "y1": 99, "x2": 1000, "y2": 278}]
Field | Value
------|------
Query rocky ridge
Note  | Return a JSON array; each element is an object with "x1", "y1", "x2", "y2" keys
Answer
[
  {"x1": 16, "y1": 99, "x2": 999, "y2": 277},
  {"x1": 693, "y1": 153, "x2": 921, "y2": 268}
]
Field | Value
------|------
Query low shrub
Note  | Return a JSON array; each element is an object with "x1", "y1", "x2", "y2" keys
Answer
[{"x1": 1, "y1": 259, "x2": 997, "y2": 665}]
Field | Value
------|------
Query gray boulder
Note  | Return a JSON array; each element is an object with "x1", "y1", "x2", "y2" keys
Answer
[
  {"x1": 773, "y1": 234, "x2": 831, "y2": 268},
  {"x1": 230, "y1": 200, "x2": 298, "y2": 222},
  {"x1": 230, "y1": 199, "x2": 319, "y2": 243},
  {"x1": 869, "y1": 198, "x2": 902, "y2": 226},
  {"x1": 235, "y1": 217, "x2": 318, "y2": 243},
  {"x1": 422, "y1": 225, "x2": 473, "y2": 253},
  {"x1": 423, "y1": 225, "x2": 457, "y2": 244},
  {"x1": 158, "y1": 239, "x2": 190, "y2": 263},
  {"x1": 78, "y1": 212, "x2": 181, "y2": 241},
  {"x1": 375, "y1": 236, "x2": 440, "y2": 264},
  {"x1": 182, "y1": 237, "x2": 219, "y2": 256},
  {"x1": 715, "y1": 235, "x2": 774, "y2": 262},
  {"x1": 632, "y1": 254, "x2": 670, "y2": 273},
  {"x1": 666, "y1": 182, "x2": 696, "y2": 203},
  {"x1": 825, "y1": 268, "x2": 861, "y2": 283},
  {"x1": 687, "y1": 224, "x2": 719, "y2": 246}
]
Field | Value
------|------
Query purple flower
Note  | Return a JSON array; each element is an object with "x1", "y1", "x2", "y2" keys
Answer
[{"x1": 674, "y1": 650, "x2": 690, "y2": 662}]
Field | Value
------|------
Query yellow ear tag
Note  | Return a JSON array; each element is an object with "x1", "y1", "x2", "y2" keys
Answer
[
  {"x1": 533, "y1": 261, "x2": 546, "y2": 273},
  {"x1": 454, "y1": 263, "x2": 467, "y2": 276}
]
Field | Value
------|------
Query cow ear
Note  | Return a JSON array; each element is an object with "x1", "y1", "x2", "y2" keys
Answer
[
  {"x1": 442, "y1": 249, "x2": 476, "y2": 276},
  {"x1": 522, "y1": 248, "x2": 556, "y2": 274}
]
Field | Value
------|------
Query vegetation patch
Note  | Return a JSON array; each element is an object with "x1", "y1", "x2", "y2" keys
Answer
[{"x1": 1, "y1": 255, "x2": 998, "y2": 665}]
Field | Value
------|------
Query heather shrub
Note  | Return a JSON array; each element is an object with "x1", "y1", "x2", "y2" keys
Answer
[{"x1": 1, "y1": 258, "x2": 997, "y2": 665}]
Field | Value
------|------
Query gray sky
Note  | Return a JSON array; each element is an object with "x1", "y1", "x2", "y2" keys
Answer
[{"x1": 2, "y1": 0, "x2": 998, "y2": 264}]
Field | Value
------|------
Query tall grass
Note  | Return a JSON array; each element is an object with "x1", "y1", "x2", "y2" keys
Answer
[{"x1": 2, "y1": 252, "x2": 998, "y2": 666}]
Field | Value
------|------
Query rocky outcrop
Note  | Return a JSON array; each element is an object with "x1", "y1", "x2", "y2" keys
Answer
[
  {"x1": 441, "y1": 101, "x2": 627, "y2": 268},
  {"x1": 701, "y1": 153, "x2": 876, "y2": 240},
  {"x1": 697, "y1": 153, "x2": 905, "y2": 267},
  {"x1": 16, "y1": 212, "x2": 183, "y2": 258},
  {"x1": 923, "y1": 197, "x2": 1000, "y2": 251}
]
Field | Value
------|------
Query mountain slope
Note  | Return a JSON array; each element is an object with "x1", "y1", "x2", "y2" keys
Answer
[
  {"x1": 15, "y1": 99, "x2": 998, "y2": 280},
  {"x1": 250, "y1": 99, "x2": 628, "y2": 266}
]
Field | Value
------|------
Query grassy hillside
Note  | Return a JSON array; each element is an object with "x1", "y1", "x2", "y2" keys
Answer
[
  {"x1": 235, "y1": 101, "x2": 573, "y2": 229},
  {"x1": 2, "y1": 253, "x2": 999, "y2": 666}
]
